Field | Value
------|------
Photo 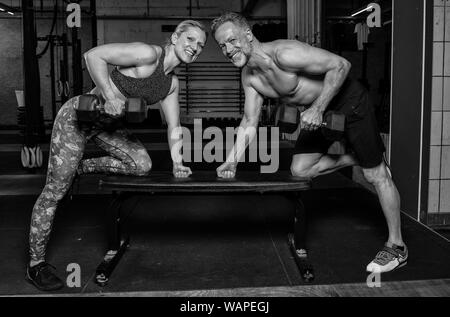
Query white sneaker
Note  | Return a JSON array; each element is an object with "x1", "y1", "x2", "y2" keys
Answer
[{"x1": 366, "y1": 244, "x2": 408, "y2": 273}]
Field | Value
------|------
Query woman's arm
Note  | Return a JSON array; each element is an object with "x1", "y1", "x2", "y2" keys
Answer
[
  {"x1": 83, "y1": 43, "x2": 158, "y2": 101},
  {"x1": 160, "y1": 75, "x2": 192, "y2": 178}
]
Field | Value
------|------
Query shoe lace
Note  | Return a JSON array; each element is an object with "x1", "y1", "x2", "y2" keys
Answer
[
  {"x1": 36, "y1": 262, "x2": 57, "y2": 274},
  {"x1": 373, "y1": 248, "x2": 396, "y2": 265}
]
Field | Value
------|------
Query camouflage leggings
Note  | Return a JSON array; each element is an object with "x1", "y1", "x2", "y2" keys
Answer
[{"x1": 29, "y1": 96, "x2": 152, "y2": 262}]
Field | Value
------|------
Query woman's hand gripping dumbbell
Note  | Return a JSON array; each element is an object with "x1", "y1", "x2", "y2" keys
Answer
[{"x1": 76, "y1": 94, "x2": 147, "y2": 123}]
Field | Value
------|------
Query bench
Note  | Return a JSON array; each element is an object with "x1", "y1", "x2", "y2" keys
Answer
[{"x1": 95, "y1": 171, "x2": 313, "y2": 286}]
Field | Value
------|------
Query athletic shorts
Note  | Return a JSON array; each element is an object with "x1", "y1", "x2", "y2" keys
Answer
[{"x1": 293, "y1": 78, "x2": 386, "y2": 169}]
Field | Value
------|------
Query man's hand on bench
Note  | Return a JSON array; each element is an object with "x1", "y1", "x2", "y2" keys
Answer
[
  {"x1": 173, "y1": 163, "x2": 192, "y2": 178},
  {"x1": 217, "y1": 162, "x2": 237, "y2": 179}
]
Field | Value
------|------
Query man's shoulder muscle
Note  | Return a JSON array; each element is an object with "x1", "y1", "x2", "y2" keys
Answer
[{"x1": 272, "y1": 40, "x2": 310, "y2": 67}]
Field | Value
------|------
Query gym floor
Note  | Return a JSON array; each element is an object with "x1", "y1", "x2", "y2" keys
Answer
[{"x1": 1, "y1": 129, "x2": 449, "y2": 297}]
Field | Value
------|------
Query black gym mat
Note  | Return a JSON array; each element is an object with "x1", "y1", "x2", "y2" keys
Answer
[{"x1": 0, "y1": 185, "x2": 449, "y2": 295}]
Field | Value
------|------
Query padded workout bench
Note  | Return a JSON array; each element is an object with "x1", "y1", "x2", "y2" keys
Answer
[{"x1": 95, "y1": 171, "x2": 313, "y2": 286}]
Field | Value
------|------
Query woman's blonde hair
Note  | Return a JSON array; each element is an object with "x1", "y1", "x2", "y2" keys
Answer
[{"x1": 166, "y1": 20, "x2": 208, "y2": 46}]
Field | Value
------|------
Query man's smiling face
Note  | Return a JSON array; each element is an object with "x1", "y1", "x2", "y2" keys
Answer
[{"x1": 214, "y1": 21, "x2": 252, "y2": 68}]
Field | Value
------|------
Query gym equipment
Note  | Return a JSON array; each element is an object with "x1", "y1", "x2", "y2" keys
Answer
[
  {"x1": 20, "y1": 145, "x2": 43, "y2": 169},
  {"x1": 76, "y1": 94, "x2": 147, "y2": 124},
  {"x1": 277, "y1": 104, "x2": 301, "y2": 134},
  {"x1": 72, "y1": 28, "x2": 83, "y2": 96},
  {"x1": 94, "y1": 171, "x2": 313, "y2": 286},
  {"x1": 321, "y1": 111, "x2": 346, "y2": 141},
  {"x1": 276, "y1": 106, "x2": 346, "y2": 140},
  {"x1": 19, "y1": 0, "x2": 45, "y2": 171},
  {"x1": 177, "y1": 62, "x2": 244, "y2": 118}
]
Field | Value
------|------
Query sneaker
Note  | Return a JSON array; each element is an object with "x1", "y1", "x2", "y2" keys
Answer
[
  {"x1": 366, "y1": 244, "x2": 408, "y2": 273},
  {"x1": 26, "y1": 262, "x2": 64, "y2": 291}
]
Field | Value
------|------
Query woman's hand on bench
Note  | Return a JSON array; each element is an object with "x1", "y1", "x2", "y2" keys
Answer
[{"x1": 173, "y1": 163, "x2": 192, "y2": 178}]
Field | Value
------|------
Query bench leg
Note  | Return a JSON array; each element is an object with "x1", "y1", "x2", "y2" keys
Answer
[
  {"x1": 95, "y1": 191, "x2": 130, "y2": 287},
  {"x1": 287, "y1": 193, "x2": 315, "y2": 282}
]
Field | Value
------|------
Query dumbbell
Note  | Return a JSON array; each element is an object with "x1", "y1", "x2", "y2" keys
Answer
[
  {"x1": 125, "y1": 97, "x2": 147, "y2": 123},
  {"x1": 77, "y1": 94, "x2": 147, "y2": 123},
  {"x1": 277, "y1": 104, "x2": 300, "y2": 134},
  {"x1": 321, "y1": 111, "x2": 345, "y2": 141},
  {"x1": 276, "y1": 105, "x2": 346, "y2": 140}
]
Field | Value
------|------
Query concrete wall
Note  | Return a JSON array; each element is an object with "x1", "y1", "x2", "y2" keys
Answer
[
  {"x1": 0, "y1": 18, "x2": 23, "y2": 126},
  {"x1": 96, "y1": 0, "x2": 286, "y2": 61}
]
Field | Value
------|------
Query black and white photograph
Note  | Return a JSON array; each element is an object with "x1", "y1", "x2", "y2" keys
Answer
[{"x1": 0, "y1": 0, "x2": 449, "y2": 301}]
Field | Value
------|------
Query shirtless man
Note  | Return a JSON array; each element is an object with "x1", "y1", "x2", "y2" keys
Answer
[{"x1": 211, "y1": 12, "x2": 407, "y2": 274}]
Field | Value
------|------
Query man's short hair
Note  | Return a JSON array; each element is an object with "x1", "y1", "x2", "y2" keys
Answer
[{"x1": 211, "y1": 12, "x2": 251, "y2": 37}]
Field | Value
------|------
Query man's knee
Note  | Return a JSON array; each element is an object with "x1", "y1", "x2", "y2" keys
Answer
[
  {"x1": 290, "y1": 164, "x2": 316, "y2": 178},
  {"x1": 290, "y1": 154, "x2": 321, "y2": 178}
]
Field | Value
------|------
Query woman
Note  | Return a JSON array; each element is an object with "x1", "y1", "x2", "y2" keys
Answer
[{"x1": 26, "y1": 20, "x2": 207, "y2": 291}]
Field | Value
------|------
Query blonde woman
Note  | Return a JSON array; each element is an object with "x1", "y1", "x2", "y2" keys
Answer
[{"x1": 26, "y1": 20, "x2": 207, "y2": 291}]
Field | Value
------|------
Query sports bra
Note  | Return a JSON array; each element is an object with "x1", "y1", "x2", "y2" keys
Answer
[{"x1": 110, "y1": 46, "x2": 172, "y2": 104}]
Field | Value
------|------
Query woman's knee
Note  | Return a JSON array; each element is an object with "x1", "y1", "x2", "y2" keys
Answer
[{"x1": 132, "y1": 150, "x2": 152, "y2": 175}]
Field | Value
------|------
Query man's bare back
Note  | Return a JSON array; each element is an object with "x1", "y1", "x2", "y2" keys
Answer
[{"x1": 242, "y1": 40, "x2": 325, "y2": 106}]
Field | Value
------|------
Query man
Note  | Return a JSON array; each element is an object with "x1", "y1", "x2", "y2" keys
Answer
[{"x1": 211, "y1": 12, "x2": 407, "y2": 273}]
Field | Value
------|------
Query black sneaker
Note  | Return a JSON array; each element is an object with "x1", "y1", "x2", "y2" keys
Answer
[{"x1": 26, "y1": 262, "x2": 64, "y2": 291}]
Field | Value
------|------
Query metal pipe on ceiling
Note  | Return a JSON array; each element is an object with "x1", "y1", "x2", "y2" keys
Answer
[{"x1": 96, "y1": 15, "x2": 286, "y2": 21}]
